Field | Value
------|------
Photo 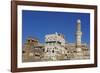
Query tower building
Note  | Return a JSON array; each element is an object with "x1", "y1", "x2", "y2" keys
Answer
[
  {"x1": 75, "y1": 19, "x2": 83, "y2": 59},
  {"x1": 76, "y1": 19, "x2": 82, "y2": 48},
  {"x1": 44, "y1": 32, "x2": 66, "y2": 60}
]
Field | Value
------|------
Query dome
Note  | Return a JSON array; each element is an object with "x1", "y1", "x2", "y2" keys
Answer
[{"x1": 77, "y1": 19, "x2": 81, "y2": 23}]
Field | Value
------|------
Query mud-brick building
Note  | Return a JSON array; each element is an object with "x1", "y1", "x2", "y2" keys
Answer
[{"x1": 22, "y1": 37, "x2": 45, "y2": 62}]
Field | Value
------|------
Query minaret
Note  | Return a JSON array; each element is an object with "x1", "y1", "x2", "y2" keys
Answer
[{"x1": 76, "y1": 19, "x2": 82, "y2": 49}]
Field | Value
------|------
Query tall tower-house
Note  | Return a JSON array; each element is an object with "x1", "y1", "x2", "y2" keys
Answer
[
  {"x1": 44, "y1": 32, "x2": 66, "y2": 60},
  {"x1": 76, "y1": 19, "x2": 82, "y2": 48}
]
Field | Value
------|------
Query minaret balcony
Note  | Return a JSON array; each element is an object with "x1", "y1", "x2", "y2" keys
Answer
[{"x1": 76, "y1": 32, "x2": 82, "y2": 35}]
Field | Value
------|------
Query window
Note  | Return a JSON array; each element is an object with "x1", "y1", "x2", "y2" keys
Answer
[
  {"x1": 54, "y1": 47, "x2": 58, "y2": 49},
  {"x1": 47, "y1": 49, "x2": 48, "y2": 52},
  {"x1": 43, "y1": 49, "x2": 45, "y2": 52},
  {"x1": 52, "y1": 50, "x2": 54, "y2": 53},
  {"x1": 35, "y1": 54, "x2": 40, "y2": 57},
  {"x1": 65, "y1": 54, "x2": 67, "y2": 56},
  {"x1": 22, "y1": 50, "x2": 25, "y2": 53},
  {"x1": 32, "y1": 40, "x2": 34, "y2": 42}
]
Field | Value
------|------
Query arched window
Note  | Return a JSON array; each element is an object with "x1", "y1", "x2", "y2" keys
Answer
[{"x1": 47, "y1": 49, "x2": 48, "y2": 52}]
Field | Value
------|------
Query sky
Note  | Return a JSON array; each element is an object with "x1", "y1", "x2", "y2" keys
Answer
[{"x1": 22, "y1": 10, "x2": 90, "y2": 45}]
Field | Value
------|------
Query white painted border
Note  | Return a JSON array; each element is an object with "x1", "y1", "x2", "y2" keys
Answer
[{"x1": 17, "y1": 5, "x2": 94, "y2": 68}]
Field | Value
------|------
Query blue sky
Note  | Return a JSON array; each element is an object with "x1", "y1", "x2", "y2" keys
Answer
[{"x1": 22, "y1": 10, "x2": 90, "y2": 45}]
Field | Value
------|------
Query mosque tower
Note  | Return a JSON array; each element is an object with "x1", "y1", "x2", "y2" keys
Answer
[{"x1": 76, "y1": 19, "x2": 82, "y2": 49}]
